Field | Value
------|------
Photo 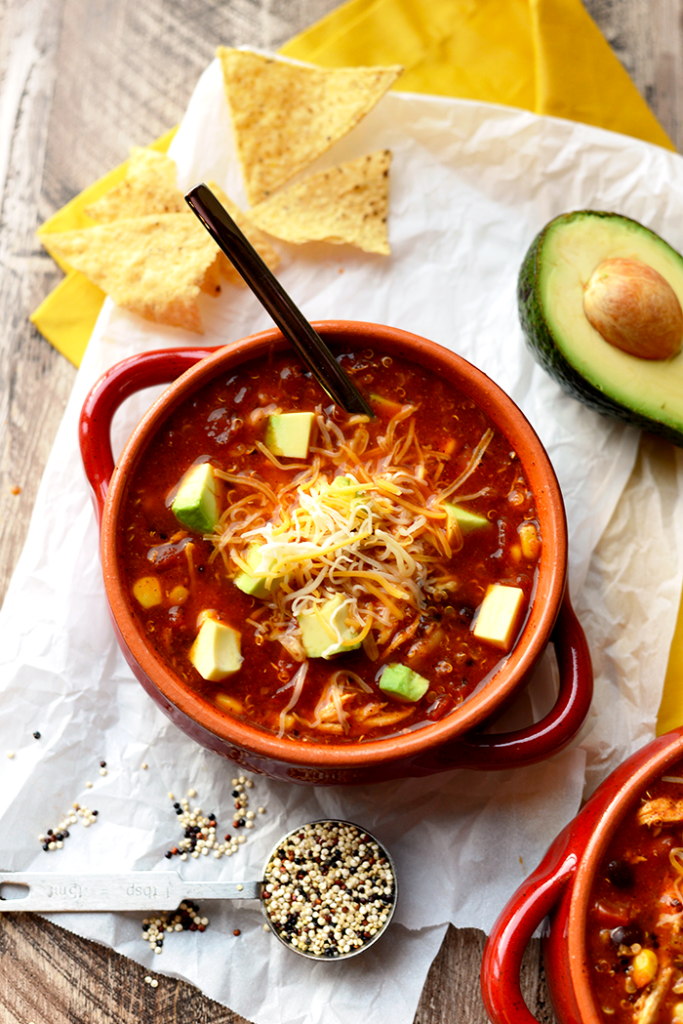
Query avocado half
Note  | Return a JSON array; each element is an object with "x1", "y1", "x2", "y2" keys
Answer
[{"x1": 518, "y1": 210, "x2": 683, "y2": 447}]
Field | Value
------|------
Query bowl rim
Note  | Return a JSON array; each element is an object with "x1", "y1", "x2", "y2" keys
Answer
[
  {"x1": 100, "y1": 319, "x2": 568, "y2": 768},
  {"x1": 566, "y1": 730, "x2": 683, "y2": 1023}
]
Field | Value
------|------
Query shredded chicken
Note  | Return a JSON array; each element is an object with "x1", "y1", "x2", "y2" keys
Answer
[
  {"x1": 634, "y1": 966, "x2": 674, "y2": 1024},
  {"x1": 637, "y1": 797, "x2": 683, "y2": 827}
]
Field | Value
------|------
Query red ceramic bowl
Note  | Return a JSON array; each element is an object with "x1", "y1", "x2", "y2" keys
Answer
[
  {"x1": 79, "y1": 320, "x2": 592, "y2": 785},
  {"x1": 481, "y1": 727, "x2": 683, "y2": 1024}
]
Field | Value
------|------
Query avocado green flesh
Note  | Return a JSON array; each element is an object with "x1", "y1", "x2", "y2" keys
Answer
[
  {"x1": 171, "y1": 463, "x2": 220, "y2": 533},
  {"x1": 519, "y1": 210, "x2": 683, "y2": 446},
  {"x1": 297, "y1": 594, "x2": 361, "y2": 659},
  {"x1": 379, "y1": 663, "x2": 429, "y2": 703}
]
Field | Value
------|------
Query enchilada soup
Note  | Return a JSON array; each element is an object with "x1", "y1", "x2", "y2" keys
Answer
[
  {"x1": 587, "y1": 765, "x2": 683, "y2": 1024},
  {"x1": 117, "y1": 347, "x2": 541, "y2": 743}
]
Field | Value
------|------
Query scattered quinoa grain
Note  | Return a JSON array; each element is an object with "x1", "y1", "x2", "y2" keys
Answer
[
  {"x1": 141, "y1": 900, "x2": 209, "y2": 955},
  {"x1": 39, "y1": 800, "x2": 98, "y2": 851},
  {"x1": 141, "y1": 762, "x2": 148, "y2": 769},
  {"x1": 6, "y1": 751, "x2": 15, "y2": 759},
  {"x1": 163, "y1": 781, "x2": 263, "y2": 862}
]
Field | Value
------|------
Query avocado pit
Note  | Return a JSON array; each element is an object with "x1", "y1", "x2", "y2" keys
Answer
[{"x1": 583, "y1": 257, "x2": 683, "y2": 360}]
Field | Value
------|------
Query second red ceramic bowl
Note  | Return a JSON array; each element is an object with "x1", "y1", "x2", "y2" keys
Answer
[
  {"x1": 79, "y1": 320, "x2": 592, "y2": 784},
  {"x1": 481, "y1": 727, "x2": 683, "y2": 1024}
]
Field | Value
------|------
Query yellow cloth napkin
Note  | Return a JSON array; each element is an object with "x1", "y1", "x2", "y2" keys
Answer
[
  {"x1": 30, "y1": 0, "x2": 681, "y2": 732},
  {"x1": 31, "y1": 128, "x2": 176, "y2": 363},
  {"x1": 282, "y1": 0, "x2": 672, "y2": 149}
]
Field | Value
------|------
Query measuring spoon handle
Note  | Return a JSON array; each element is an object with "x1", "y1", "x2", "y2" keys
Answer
[{"x1": 0, "y1": 871, "x2": 261, "y2": 912}]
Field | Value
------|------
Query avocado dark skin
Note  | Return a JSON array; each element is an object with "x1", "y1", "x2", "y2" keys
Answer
[{"x1": 518, "y1": 210, "x2": 683, "y2": 448}]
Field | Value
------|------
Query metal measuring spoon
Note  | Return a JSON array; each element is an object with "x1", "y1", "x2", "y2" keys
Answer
[
  {"x1": 185, "y1": 183, "x2": 375, "y2": 419},
  {"x1": 0, "y1": 819, "x2": 397, "y2": 961}
]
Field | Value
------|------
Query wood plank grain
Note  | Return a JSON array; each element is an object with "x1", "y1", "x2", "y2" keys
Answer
[
  {"x1": 584, "y1": 0, "x2": 683, "y2": 149},
  {"x1": 0, "y1": 909, "x2": 244, "y2": 1023},
  {"x1": 0, "y1": 0, "x2": 75, "y2": 610}
]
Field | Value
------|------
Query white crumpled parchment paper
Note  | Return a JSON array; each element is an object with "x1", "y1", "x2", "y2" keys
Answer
[{"x1": 2, "y1": 55, "x2": 683, "y2": 1024}]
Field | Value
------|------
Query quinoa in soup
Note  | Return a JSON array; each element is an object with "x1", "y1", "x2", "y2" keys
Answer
[{"x1": 117, "y1": 346, "x2": 542, "y2": 744}]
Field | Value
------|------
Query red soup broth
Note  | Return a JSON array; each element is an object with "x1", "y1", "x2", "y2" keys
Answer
[
  {"x1": 587, "y1": 766, "x2": 683, "y2": 1024},
  {"x1": 117, "y1": 347, "x2": 541, "y2": 744}
]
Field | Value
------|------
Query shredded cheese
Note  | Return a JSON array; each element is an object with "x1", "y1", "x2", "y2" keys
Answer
[{"x1": 212, "y1": 403, "x2": 495, "y2": 688}]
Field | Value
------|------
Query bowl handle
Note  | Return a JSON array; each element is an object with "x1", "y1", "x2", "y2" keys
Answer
[
  {"x1": 79, "y1": 346, "x2": 215, "y2": 526},
  {"x1": 480, "y1": 829, "x2": 578, "y2": 1024},
  {"x1": 417, "y1": 589, "x2": 593, "y2": 772}
]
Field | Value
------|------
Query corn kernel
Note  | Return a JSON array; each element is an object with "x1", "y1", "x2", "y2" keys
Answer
[
  {"x1": 672, "y1": 1002, "x2": 683, "y2": 1022},
  {"x1": 215, "y1": 693, "x2": 244, "y2": 715},
  {"x1": 509, "y1": 544, "x2": 522, "y2": 563},
  {"x1": 632, "y1": 948, "x2": 658, "y2": 988},
  {"x1": 519, "y1": 522, "x2": 541, "y2": 560},
  {"x1": 132, "y1": 576, "x2": 162, "y2": 608},
  {"x1": 168, "y1": 585, "x2": 190, "y2": 605}
]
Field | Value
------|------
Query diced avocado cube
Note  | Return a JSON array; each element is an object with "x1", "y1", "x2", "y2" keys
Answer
[
  {"x1": 297, "y1": 594, "x2": 361, "y2": 659},
  {"x1": 379, "y1": 663, "x2": 430, "y2": 703},
  {"x1": 171, "y1": 463, "x2": 221, "y2": 534},
  {"x1": 472, "y1": 584, "x2": 525, "y2": 651},
  {"x1": 189, "y1": 615, "x2": 243, "y2": 682},
  {"x1": 444, "y1": 501, "x2": 491, "y2": 538},
  {"x1": 234, "y1": 543, "x2": 278, "y2": 599},
  {"x1": 264, "y1": 412, "x2": 315, "y2": 458}
]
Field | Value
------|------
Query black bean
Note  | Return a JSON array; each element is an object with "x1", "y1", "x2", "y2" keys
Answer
[
  {"x1": 611, "y1": 923, "x2": 643, "y2": 948},
  {"x1": 606, "y1": 859, "x2": 635, "y2": 888}
]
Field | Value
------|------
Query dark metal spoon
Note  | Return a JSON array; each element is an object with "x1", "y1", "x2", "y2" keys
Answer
[{"x1": 185, "y1": 183, "x2": 374, "y2": 418}]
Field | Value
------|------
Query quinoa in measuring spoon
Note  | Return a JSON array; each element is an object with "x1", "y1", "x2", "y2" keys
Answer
[{"x1": 262, "y1": 820, "x2": 397, "y2": 959}]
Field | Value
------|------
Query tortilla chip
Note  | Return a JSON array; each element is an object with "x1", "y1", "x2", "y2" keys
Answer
[
  {"x1": 85, "y1": 148, "x2": 186, "y2": 223},
  {"x1": 217, "y1": 48, "x2": 401, "y2": 205},
  {"x1": 40, "y1": 215, "x2": 220, "y2": 332},
  {"x1": 205, "y1": 180, "x2": 280, "y2": 284},
  {"x1": 247, "y1": 150, "x2": 392, "y2": 255}
]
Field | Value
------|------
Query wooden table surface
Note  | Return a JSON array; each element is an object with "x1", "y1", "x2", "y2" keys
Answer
[{"x1": 1, "y1": 1, "x2": 682, "y2": 1021}]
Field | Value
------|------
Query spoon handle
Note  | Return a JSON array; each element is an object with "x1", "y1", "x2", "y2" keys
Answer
[
  {"x1": 185, "y1": 183, "x2": 374, "y2": 418},
  {"x1": 0, "y1": 871, "x2": 261, "y2": 912}
]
